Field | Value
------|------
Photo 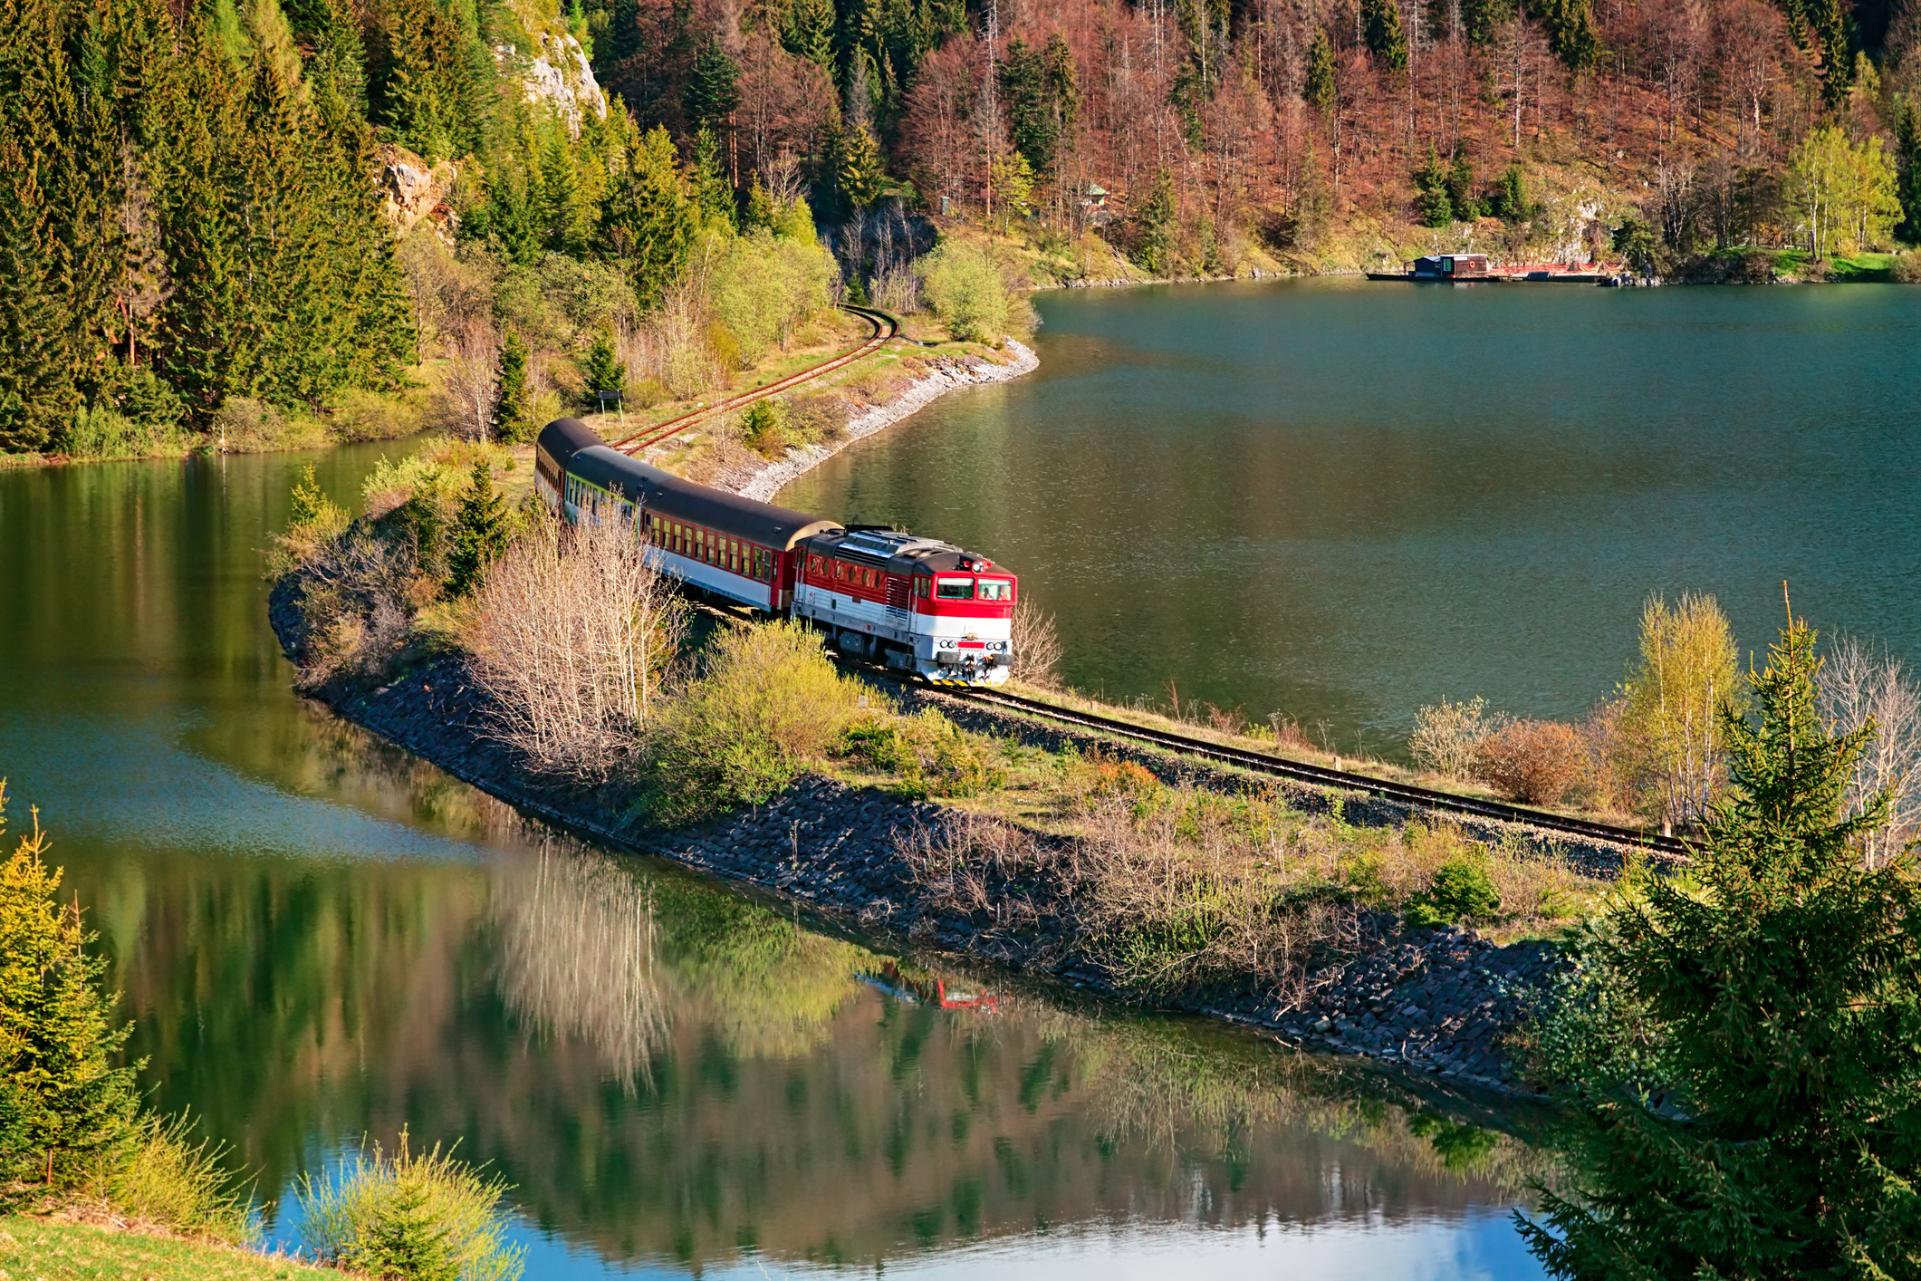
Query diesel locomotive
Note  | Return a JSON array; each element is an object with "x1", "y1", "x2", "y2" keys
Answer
[{"x1": 535, "y1": 418, "x2": 1017, "y2": 685}]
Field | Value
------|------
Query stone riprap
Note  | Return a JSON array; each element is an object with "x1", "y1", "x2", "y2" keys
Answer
[{"x1": 271, "y1": 575, "x2": 1565, "y2": 1097}]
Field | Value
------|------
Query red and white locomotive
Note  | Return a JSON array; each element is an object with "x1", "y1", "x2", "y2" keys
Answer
[{"x1": 535, "y1": 418, "x2": 1017, "y2": 684}]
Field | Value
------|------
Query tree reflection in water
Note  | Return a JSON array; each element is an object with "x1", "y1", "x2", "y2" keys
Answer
[{"x1": 60, "y1": 717, "x2": 1550, "y2": 1275}]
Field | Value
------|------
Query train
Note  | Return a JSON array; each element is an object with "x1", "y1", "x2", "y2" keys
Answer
[{"x1": 534, "y1": 418, "x2": 1018, "y2": 685}]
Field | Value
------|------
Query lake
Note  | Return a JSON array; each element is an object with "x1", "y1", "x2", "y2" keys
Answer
[
  {"x1": 0, "y1": 443, "x2": 1549, "y2": 1278},
  {"x1": 782, "y1": 279, "x2": 1921, "y2": 754}
]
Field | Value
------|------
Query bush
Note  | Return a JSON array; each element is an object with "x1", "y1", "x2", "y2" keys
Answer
[
  {"x1": 59, "y1": 405, "x2": 153, "y2": 460},
  {"x1": 266, "y1": 464, "x2": 351, "y2": 578},
  {"x1": 97, "y1": 1113, "x2": 252, "y2": 1243},
  {"x1": 917, "y1": 241, "x2": 1012, "y2": 343},
  {"x1": 1892, "y1": 249, "x2": 1921, "y2": 284},
  {"x1": 1472, "y1": 719, "x2": 1587, "y2": 805},
  {"x1": 1406, "y1": 855, "x2": 1502, "y2": 927},
  {"x1": 840, "y1": 710, "x2": 1006, "y2": 798},
  {"x1": 1408, "y1": 696, "x2": 1497, "y2": 780},
  {"x1": 647, "y1": 622, "x2": 864, "y2": 823},
  {"x1": 740, "y1": 400, "x2": 791, "y2": 457},
  {"x1": 465, "y1": 512, "x2": 686, "y2": 781},
  {"x1": 296, "y1": 1128, "x2": 522, "y2": 1281},
  {"x1": 1479, "y1": 721, "x2": 1584, "y2": 806}
]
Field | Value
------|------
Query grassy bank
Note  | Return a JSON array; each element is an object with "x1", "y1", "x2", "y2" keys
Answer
[{"x1": 0, "y1": 1216, "x2": 337, "y2": 1281}]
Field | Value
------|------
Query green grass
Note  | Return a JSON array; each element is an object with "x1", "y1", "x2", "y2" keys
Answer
[
  {"x1": 0, "y1": 1216, "x2": 338, "y2": 1281},
  {"x1": 1764, "y1": 247, "x2": 1900, "y2": 281}
]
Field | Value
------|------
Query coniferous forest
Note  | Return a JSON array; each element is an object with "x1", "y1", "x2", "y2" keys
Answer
[{"x1": 3, "y1": 0, "x2": 1920, "y2": 456}]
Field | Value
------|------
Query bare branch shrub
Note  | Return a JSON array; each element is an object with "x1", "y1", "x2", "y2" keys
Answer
[
  {"x1": 465, "y1": 510, "x2": 687, "y2": 781},
  {"x1": 1472, "y1": 719, "x2": 1588, "y2": 805},
  {"x1": 1011, "y1": 601, "x2": 1064, "y2": 688},
  {"x1": 1818, "y1": 636, "x2": 1921, "y2": 867},
  {"x1": 1409, "y1": 696, "x2": 1499, "y2": 780},
  {"x1": 493, "y1": 844, "x2": 668, "y2": 1088},
  {"x1": 1618, "y1": 592, "x2": 1741, "y2": 829},
  {"x1": 297, "y1": 528, "x2": 418, "y2": 684},
  {"x1": 894, "y1": 809, "x2": 1062, "y2": 923}
]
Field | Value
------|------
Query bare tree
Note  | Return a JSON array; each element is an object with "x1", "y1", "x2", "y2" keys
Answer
[
  {"x1": 1818, "y1": 637, "x2": 1921, "y2": 868},
  {"x1": 466, "y1": 507, "x2": 687, "y2": 781},
  {"x1": 441, "y1": 322, "x2": 501, "y2": 440}
]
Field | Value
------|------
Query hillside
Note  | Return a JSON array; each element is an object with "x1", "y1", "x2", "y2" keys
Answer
[{"x1": 1, "y1": 0, "x2": 1917, "y2": 460}]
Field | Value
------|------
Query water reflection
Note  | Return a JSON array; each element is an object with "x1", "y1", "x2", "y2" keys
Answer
[{"x1": 0, "y1": 417, "x2": 1549, "y2": 1278}]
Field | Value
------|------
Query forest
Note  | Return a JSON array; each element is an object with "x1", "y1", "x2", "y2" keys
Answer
[{"x1": 2, "y1": 0, "x2": 1919, "y2": 456}]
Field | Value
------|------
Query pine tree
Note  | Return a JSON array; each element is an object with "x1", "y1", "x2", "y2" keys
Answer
[
  {"x1": 1446, "y1": 154, "x2": 1481, "y2": 220},
  {"x1": 1463, "y1": 0, "x2": 1516, "y2": 46},
  {"x1": 600, "y1": 125, "x2": 694, "y2": 307},
  {"x1": 578, "y1": 330, "x2": 625, "y2": 408},
  {"x1": 1303, "y1": 27, "x2": 1337, "y2": 116},
  {"x1": 781, "y1": 0, "x2": 836, "y2": 69},
  {"x1": 832, "y1": 120, "x2": 885, "y2": 213},
  {"x1": 1414, "y1": 146, "x2": 1454, "y2": 226},
  {"x1": 1530, "y1": 0, "x2": 1599, "y2": 71},
  {"x1": 1362, "y1": 0, "x2": 1409, "y2": 71},
  {"x1": 0, "y1": 149, "x2": 76, "y2": 453},
  {"x1": 1523, "y1": 616, "x2": 1921, "y2": 1279},
  {"x1": 683, "y1": 38, "x2": 739, "y2": 137},
  {"x1": 1136, "y1": 169, "x2": 1177, "y2": 275},
  {"x1": 0, "y1": 785, "x2": 141, "y2": 1193},
  {"x1": 1895, "y1": 99, "x2": 1921, "y2": 245},
  {"x1": 689, "y1": 125, "x2": 735, "y2": 229},
  {"x1": 489, "y1": 333, "x2": 532, "y2": 443},
  {"x1": 446, "y1": 460, "x2": 509, "y2": 597}
]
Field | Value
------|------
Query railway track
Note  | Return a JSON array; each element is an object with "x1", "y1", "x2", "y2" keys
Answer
[
  {"x1": 609, "y1": 304, "x2": 898, "y2": 457},
  {"x1": 933, "y1": 683, "x2": 1692, "y2": 858}
]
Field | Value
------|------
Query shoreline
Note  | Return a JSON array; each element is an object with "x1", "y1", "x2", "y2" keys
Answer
[
  {"x1": 267, "y1": 571, "x2": 1561, "y2": 1100},
  {"x1": 728, "y1": 339, "x2": 1039, "y2": 503}
]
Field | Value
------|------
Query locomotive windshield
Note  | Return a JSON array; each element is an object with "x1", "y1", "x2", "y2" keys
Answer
[
  {"x1": 977, "y1": 579, "x2": 1013, "y2": 602},
  {"x1": 935, "y1": 578, "x2": 974, "y2": 600}
]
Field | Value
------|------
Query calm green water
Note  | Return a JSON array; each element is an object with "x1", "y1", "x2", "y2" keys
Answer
[
  {"x1": 0, "y1": 447, "x2": 1547, "y2": 1276},
  {"x1": 783, "y1": 280, "x2": 1921, "y2": 753}
]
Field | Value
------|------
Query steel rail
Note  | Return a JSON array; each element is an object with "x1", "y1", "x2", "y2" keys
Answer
[
  {"x1": 935, "y1": 684, "x2": 1691, "y2": 857},
  {"x1": 608, "y1": 304, "x2": 898, "y2": 456}
]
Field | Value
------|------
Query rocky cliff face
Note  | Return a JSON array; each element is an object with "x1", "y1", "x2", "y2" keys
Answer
[{"x1": 512, "y1": 32, "x2": 607, "y2": 138}]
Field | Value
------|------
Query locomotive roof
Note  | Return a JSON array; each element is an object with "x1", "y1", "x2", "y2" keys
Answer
[
  {"x1": 568, "y1": 445, "x2": 841, "y2": 549},
  {"x1": 809, "y1": 526, "x2": 1007, "y2": 576}
]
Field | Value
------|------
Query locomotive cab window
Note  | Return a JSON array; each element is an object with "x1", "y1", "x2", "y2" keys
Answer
[
  {"x1": 935, "y1": 578, "x2": 975, "y2": 601},
  {"x1": 978, "y1": 579, "x2": 1013, "y2": 602}
]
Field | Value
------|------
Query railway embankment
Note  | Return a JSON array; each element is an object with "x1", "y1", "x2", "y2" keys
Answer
[{"x1": 270, "y1": 569, "x2": 1573, "y2": 1097}]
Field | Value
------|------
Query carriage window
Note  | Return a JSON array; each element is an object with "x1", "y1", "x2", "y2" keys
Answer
[
  {"x1": 935, "y1": 578, "x2": 974, "y2": 600},
  {"x1": 915, "y1": 579, "x2": 929, "y2": 598},
  {"x1": 862, "y1": 568, "x2": 878, "y2": 589},
  {"x1": 978, "y1": 579, "x2": 1013, "y2": 602}
]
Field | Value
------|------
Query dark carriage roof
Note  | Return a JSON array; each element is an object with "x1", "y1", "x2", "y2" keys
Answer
[
  {"x1": 536, "y1": 418, "x2": 605, "y2": 469},
  {"x1": 569, "y1": 445, "x2": 841, "y2": 549}
]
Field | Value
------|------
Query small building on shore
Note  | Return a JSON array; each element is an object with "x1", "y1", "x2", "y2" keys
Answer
[{"x1": 1411, "y1": 253, "x2": 1490, "y2": 280}]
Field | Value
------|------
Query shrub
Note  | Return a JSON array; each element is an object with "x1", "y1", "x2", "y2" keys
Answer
[
  {"x1": 648, "y1": 622, "x2": 864, "y2": 823},
  {"x1": 1472, "y1": 719, "x2": 1587, "y2": 805},
  {"x1": 465, "y1": 512, "x2": 686, "y2": 781},
  {"x1": 59, "y1": 405, "x2": 148, "y2": 459},
  {"x1": 1012, "y1": 602, "x2": 1063, "y2": 689},
  {"x1": 1406, "y1": 855, "x2": 1502, "y2": 927},
  {"x1": 296, "y1": 1128, "x2": 522, "y2": 1281},
  {"x1": 445, "y1": 461, "x2": 510, "y2": 598},
  {"x1": 840, "y1": 710, "x2": 1006, "y2": 798},
  {"x1": 578, "y1": 331, "x2": 625, "y2": 410},
  {"x1": 1893, "y1": 249, "x2": 1921, "y2": 284},
  {"x1": 97, "y1": 1113, "x2": 252, "y2": 1243},
  {"x1": 296, "y1": 528, "x2": 419, "y2": 683},
  {"x1": 917, "y1": 241, "x2": 1011, "y2": 343},
  {"x1": 740, "y1": 400, "x2": 791, "y2": 457},
  {"x1": 266, "y1": 464, "x2": 351, "y2": 578},
  {"x1": 1408, "y1": 696, "x2": 1497, "y2": 780},
  {"x1": 0, "y1": 784, "x2": 141, "y2": 1200}
]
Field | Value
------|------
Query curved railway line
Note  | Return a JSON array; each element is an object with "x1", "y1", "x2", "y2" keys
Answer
[
  {"x1": 609, "y1": 304, "x2": 897, "y2": 457},
  {"x1": 929, "y1": 682, "x2": 1692, "y2": 858}
]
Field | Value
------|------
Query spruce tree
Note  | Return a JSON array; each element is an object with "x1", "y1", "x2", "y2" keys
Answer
[
  {"x1": 600, "y1": 125, "x2": 694, "y2": 307},
  {"x1": 683, "y1": 38, "x2": 739, "y2": 138},
  {"x1": 0, "y1": 787, "x2": 141, "y2": 1194},
  {"x1": 1523, "y1": 617, "x2": 1921, "y2": 1279},
  {"x1": 1303, "y1": 28, "x2": 1336, "y2": 116},
  {"x1": 689, "y1": 125, "x2": 735, "y2": 229},
  {"x1": 0, "y1": 150, "x2": 76, "y2": 453},
  {"x1": 780, "y1": 0, "x2": 836, "y2": 70},
  {"x1": 578, "y1": 331, "x2": 625, "y2": 409},
  {"x1": 446, "y1": 460, "x2": 509, "y2": 597},
  {"x1": 489, "y1": 333, "x2": 532, "y2": 443},
  {"x1": 833, "y1": 121, "x2": 884, "y2": 213},
  {"x1": 1414, "y1": 146, "x2": 1454, "y2": 227},
  {"x1": 1362, "y1": 0, "x2": 1409, "y2": 71}
]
